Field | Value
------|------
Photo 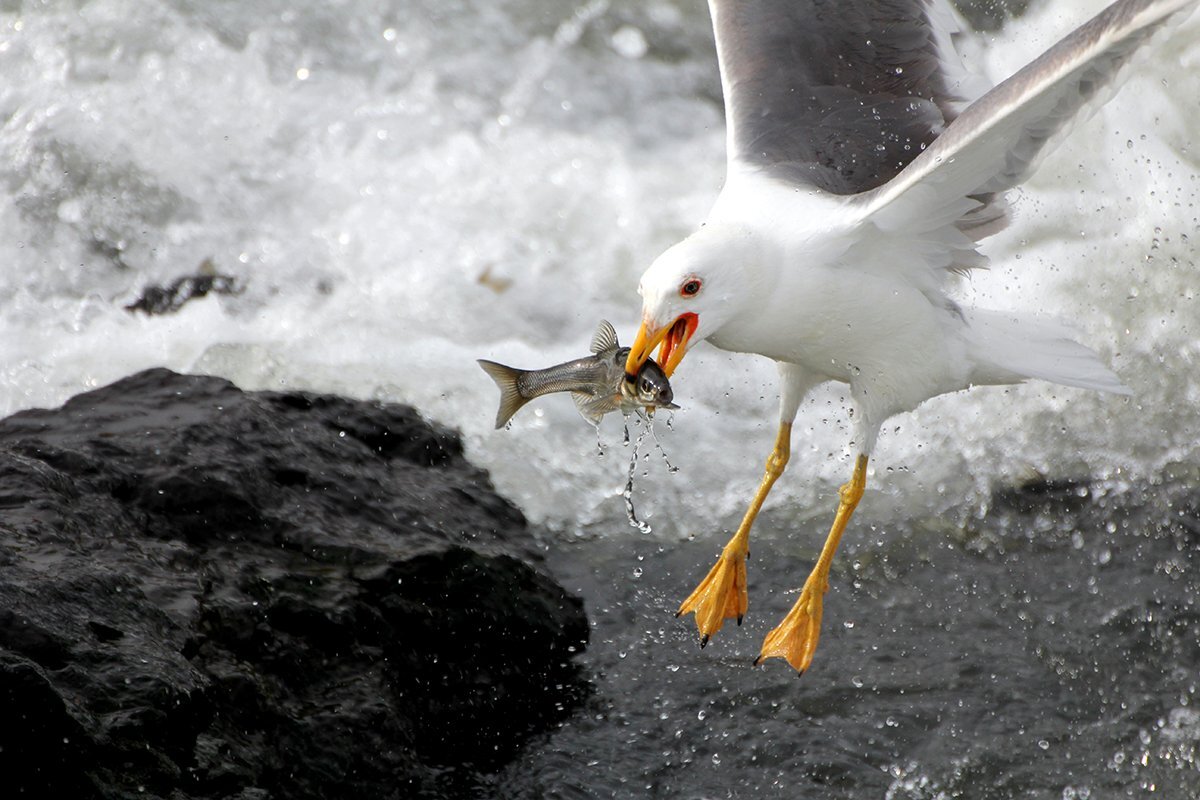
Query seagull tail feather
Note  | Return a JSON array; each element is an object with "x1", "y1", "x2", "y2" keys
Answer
[
  {"x1": 477, "y1": 359, "x2": 532, "y2": 428},
  {"x1": 963, "y1": 310, "x2": 1131, "y2": 395}
]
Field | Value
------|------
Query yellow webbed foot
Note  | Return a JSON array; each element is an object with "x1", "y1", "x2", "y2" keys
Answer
[
  {"x1": 674, "y1": 421, "x2": 793, "y2": 648},
  {"x1": 676, "y1": 542, "x2": 748, "y2": 646},
  {"x1": 754, "y1": 454, "x2": 868, "y2": 674},
  {"x1": 754, "y1": 583, "x2": 825, "y2": 674}
]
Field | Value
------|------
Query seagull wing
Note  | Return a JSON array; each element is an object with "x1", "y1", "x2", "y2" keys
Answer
[
  {"x1": 711, "y1": 0, "x2": 989, "y2": 194},
  {"x1": 859, "y1": 0, "x2": 1197, "y2": 238}
]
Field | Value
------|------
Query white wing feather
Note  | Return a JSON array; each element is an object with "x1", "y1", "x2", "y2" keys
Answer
[{"x1": 860, "y1": 0, "x2": 1198, "y2": 237}]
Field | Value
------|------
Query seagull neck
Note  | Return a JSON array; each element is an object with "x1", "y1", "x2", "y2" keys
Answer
[
  {"x1": 677, "y1": 220, "x2": 780, "y2": 359},
  {"x1": 692, "y1": 221, "x2": 775, "y2": 314}
]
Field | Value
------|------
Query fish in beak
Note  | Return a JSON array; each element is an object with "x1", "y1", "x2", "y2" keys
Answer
[{"x1": 624, "y1": 313, "x2": 698, "y2": 380}]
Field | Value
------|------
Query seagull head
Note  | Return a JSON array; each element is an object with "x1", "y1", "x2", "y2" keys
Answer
[{"x1": 624, "y1": 224, "x2": 760, "y2": 381}]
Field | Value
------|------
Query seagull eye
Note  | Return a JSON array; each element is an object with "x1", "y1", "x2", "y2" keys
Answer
[{"x1": 680, "y1": 279, "x2": 702, "y2": 297}]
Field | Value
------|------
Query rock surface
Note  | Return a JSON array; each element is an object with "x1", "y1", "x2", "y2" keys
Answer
[{"x1": 0, "y1": 368, "x2": 589, "y2": 799}]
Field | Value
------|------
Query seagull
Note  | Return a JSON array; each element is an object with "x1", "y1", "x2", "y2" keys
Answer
[{"x1": 622, "y1": 0, "x2": 1197, "y2": 674}]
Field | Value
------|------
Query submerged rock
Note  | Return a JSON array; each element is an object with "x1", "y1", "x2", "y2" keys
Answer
[
  {"x1": 0, "y1": 369, "x2": 588, "y2": 799},
  {"x1": 125, "y1": 262, "x2": 241, "y2": 315}
]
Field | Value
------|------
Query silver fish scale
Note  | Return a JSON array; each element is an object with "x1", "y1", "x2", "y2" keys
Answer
[{"x1": 516, "y1": 355, "x2": 619, "y2": 399}]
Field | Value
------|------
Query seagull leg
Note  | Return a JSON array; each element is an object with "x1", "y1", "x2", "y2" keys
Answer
[
  {"x1": 677, "y1": 421, "x2": 792, "y2": 644},
  {"x1": 756, "y1": 453, "x2": 868, "y2": 674}
]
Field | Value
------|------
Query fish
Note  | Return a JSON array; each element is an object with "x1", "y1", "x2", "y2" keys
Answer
[{"x1": 479, "y1": 320, "x2": 679, "y2": 429}]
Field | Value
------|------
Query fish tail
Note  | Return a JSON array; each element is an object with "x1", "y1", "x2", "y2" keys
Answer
[{"x1": 477, "y1": 359, "x2": 531, "y2": 429}]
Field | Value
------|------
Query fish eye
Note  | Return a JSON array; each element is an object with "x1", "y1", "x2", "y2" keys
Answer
[{"x1": 680, "y1": 278, "x2": 702, "y2": 297}]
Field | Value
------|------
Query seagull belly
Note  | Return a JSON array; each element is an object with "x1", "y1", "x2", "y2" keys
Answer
[{"x1": 713, "y1": 268, "x2": 973, "y2": 418}]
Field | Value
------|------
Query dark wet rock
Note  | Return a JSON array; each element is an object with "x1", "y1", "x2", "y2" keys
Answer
[
  {"x1": 125, "y1": 263, "x2": 241, "y2": 315},
  {"x1": 989, "y1": 474, "x2": 1094, "y2": 513},
  {"x1": 0, "y1": 368, "x2": 588, "y2": 799},
  {"x1": 953, "y1": 0, "x2": 1034, "y2": 32}
]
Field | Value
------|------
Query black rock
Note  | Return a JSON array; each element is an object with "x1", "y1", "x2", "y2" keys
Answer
[
  {"x1": 0, "y1": 368, "x2": 589, "y2": 799},
  {"x1": 125, "y1": 269, "x2": 241, "y2": 315},
  {"x1": 952, "y1": 0, "x2": 1033, "y2": 32}
]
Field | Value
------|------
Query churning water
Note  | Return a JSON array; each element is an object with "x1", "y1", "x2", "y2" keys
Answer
[{"x1": 1, "y1": 0, "x2": 1197, "y2": 536}]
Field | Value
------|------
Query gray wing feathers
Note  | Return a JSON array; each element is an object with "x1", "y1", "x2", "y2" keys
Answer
[
  {"x1": 864, "y1": 0, "x2": 1198, "y2": 232},
  {"x1": 711, "y1": 0, "x2": 984, "y2": 194}
]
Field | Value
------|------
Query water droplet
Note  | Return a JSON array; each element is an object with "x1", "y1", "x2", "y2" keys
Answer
[
  {"x1": 610, "y1": 25, "x2": 648, "y2": 59},
  {"x1": 623, "y1": 424, "x2": 653, "y2": 534},
  {"x1": 1038, "y1": 739, "x2": 1050, "y2": 750},
  {"x1": 697, "y1": 709, "x2": 707, "y2": 721},
  {"x1": 632, "y1": 566, "x2": 643, "y2": 579}
]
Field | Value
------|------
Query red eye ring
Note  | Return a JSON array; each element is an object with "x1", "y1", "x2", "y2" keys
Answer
[{"x1": 680, "y1": 278, "x2": 702, "y2": 297}]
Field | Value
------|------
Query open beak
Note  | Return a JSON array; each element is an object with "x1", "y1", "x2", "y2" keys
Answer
[{"x1": 624, "y1": 313, "x2": 698, "y2": 380}]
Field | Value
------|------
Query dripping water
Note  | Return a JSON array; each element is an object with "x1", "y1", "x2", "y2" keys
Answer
[
  {"x1": 622, "y1": 418, "x2": 653, "y2": 534},
  {"x1": 646, "y1": 412, "x2": 679, "y2": 474},
  {"x1": 620, "y1": 412, "x2": 680, "y2": 534}
]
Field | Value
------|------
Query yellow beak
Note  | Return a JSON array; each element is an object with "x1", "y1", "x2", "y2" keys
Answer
[{"x1": 624, "y1": 313, "x2": 698, "y2": 380}]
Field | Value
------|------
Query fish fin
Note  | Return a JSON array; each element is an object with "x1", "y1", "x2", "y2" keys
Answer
[
  {"x1": 589, "y1": 319, "x2": 619, "y2": 355},
  {"x1": 571, "y1": 391, "x2": 611, "y2": 428},
  {"x1": 478, "y1": 359, "x2": 531, "y2": 429}
]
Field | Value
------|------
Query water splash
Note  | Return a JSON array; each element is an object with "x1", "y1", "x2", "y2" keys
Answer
[
  {"x1": 646, "y1": 412, "x2": 679, "y2": 474},
  {"x1": 617, "y1": 411, "x2": 682, "y2": 533},
  {"x1": 0, "y1": 0, "x2": 1196, "y2": 539},
  {"x1": 623, "y1": 417, "x2": 653, "y2": 534}
]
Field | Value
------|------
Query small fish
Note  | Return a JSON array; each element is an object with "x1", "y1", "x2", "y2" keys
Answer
[{"x1": 479, "y1": 320, "x2": 679, "y2": 429}]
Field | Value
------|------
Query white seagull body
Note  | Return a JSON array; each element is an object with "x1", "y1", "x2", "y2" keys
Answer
[{"x1": 622, "y1": 0, "x2": 1198, "y2": 673}]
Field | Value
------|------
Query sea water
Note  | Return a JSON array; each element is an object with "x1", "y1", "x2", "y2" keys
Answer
[{"x1": 0, "y1": 0, "x2": 1197, "y2": 539}]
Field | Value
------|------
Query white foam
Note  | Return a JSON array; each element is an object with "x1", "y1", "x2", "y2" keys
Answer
[{"x1": 0, "y1": 2, "x2": 1196, "y2": 536}]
